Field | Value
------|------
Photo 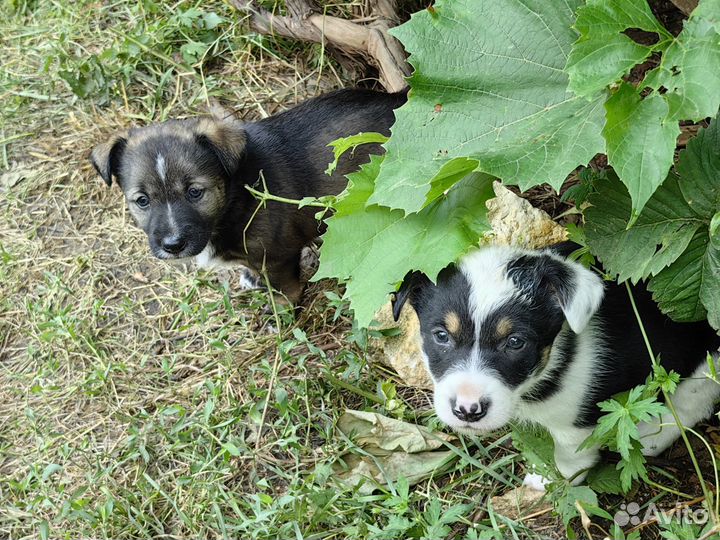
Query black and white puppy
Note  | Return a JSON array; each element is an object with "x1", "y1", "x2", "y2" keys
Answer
[
  {"x1": 90, "y1": 89, "x2": 406, "y2": 302},
  {"x1": 393, "y1": 243, "x2": 720, "y2": 485}
]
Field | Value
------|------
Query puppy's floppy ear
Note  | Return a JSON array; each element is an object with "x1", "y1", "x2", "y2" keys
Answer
[
  {"x1": 559, "y1": 259, "x2": 605, "y2": 333},
  {"x1": 194, "y1": 114, "x2": 247, "y2": 177},
  {"x1": 392, "y1": 271, "x2": 432, "y2": 321},
  {"x1": 90, "y1": 132, "x2": 128, "y2": 186},
  {"x1": 509, "y1": 253, "x2": 604, "y2": 334}
]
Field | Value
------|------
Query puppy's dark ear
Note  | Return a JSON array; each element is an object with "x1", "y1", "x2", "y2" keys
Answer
[
  {"x1": 392, "y1": 271, "x2": 432, "y2": 321},
  {"x1": 194, "y1": 116, "x2": 247, "y2": 177},
  {"x1": 508, "y1": 253, "x2": 604, "y2": 333},
  {"x1": 90, "y1": 132, "x2": 128, "y2": 186}
]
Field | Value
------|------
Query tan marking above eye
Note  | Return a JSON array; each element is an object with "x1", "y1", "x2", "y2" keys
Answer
[
  {"x1": 496, "y1": 316, "x2": 513, "y2": 338},
  {"x1": 444, "y1": 311, "x2": 461, "y2": 335}
]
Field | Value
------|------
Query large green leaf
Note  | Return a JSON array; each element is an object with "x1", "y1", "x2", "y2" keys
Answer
[
  {"x1": 585, "y1": 115, "x2": 720, "y2": 327},
  {"x1": 603, "y1": 83, "x2": 680, "y2": 220},
  {"x1": 315, "y1": 156, "x2": 494, "y2": 326},
  {"x1": 648, "y1": 230, "x2": 718, "y2": 325},
  {"x1": 674, "y1": 108, "x2": 720, "y2": 218},
  {"x1": 700, "y1": 245, "x2": 720, "y2": 330},
  {"x1": 566, "y1": 0, "x2": 669, "y2": 98},
  {"x1": 653, "y1": 111, "x2": 720, "y2": 328},
  {"x1": 566, "y1": 0, "x2": 720, "y2": 221},
  {"x1": 644, "y1": 1, "x2": 720, "y2": 121},
  {"x1": 585, "y1": 172, "x2": 702, "y2": 283},
  {"x1": 367, "y1": 0, "x2": 606, "y2": 213}
]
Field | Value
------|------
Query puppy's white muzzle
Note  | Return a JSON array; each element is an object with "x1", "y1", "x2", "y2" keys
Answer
[{"x1": 433, "y1": 370, "x2": 515, "y2": 432}]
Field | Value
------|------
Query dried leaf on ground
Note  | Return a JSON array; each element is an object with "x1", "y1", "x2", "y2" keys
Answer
[
  {"x1": 331, "y1": 410, "x2": 456, "y2": 493},
  {"x1": 490, "y1": 485, "x2": 550, "y2": 520}
]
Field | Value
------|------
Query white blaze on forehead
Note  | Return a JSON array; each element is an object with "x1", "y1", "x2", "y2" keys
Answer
[
  {"x1": 156, "y1": 154, "x2": 167, "y2": 181},
  {"x1": 459, "y1": 246, "x2": 519, "y2": 332},
  {"x1": 166, "y1": 202, "x2": 178, "y2": 234}
]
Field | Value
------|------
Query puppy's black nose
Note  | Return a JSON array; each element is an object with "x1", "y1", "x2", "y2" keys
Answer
[
  {"x1": 451, "y1": 398, "x2": 489, "y2": 423},
  {"x1": 162, "y1": 236, "x2": 187, "y2": 254}
]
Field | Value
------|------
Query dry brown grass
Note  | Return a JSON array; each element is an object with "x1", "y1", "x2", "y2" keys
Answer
[{"x1": 0, "y1": 2, "x2": 406, "y2": 538}]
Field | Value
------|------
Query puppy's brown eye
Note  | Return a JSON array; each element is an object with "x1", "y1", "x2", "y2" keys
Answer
[
  {"x1": 187, "y1": 187, "x2": 204, "y2": 200},
  {"x1": 135, "y1": 195, "x2": 150, "y2": 208},
  {"x1": 506, "y1": 335, "x2": 525, "y2": 350},
  {"x1": 433, "y1": 329, "x2": 449, "y2": 344}
]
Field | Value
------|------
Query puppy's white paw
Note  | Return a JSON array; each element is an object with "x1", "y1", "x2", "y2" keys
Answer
[
  {"x1": 239, "y1": 267, "x2": 262, "y2": 290},
  {"x1": 299, "y1": 244, "x2": 320, "y2": 281},
  {"x1": 637, "y1": 417, "x2": 679, "y2": 457},
  {"x1": 522, "y1": 472, "x2": 551, "y2": 492}
]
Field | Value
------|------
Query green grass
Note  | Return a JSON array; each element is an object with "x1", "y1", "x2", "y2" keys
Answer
[{"x1": 0, "y1": 1, "x2": 717, "y2": 539}]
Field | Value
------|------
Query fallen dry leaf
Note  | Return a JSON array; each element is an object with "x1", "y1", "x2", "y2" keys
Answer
[
  {"x1": 0, "y1": 166, "x2": 31, "y2": 190},
  {"x1": 132, "y1": 272, "x2": 149, "y2": 284},
  {"x1": 331, "y1": 410, "x2": 456, "y2": 493},
  {"x1": 490, "y1": 485, "x2": 550, "y2": 520}
]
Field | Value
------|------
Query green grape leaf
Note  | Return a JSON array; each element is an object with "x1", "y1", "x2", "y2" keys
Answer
[
  {"x1": 366, "y1": 0, "x2": 606, "y2": 213},
  {"x1": 649, "y1": 231, "x2": 720, "y2": 328},
  {"x1": 603, "y1": 83, "x2": 680, "y2": 220},
  {"x1": 586, "y1": 463, "x2": 624, "y2": 495},
  {"x1": 566, "y1": 0, "x2": 668, "y2": 97},
  {"x1": 618, "y1": 444, "x2": 648, "y2": 492},
  {"x1": 325, "y1": 132, "x2": 389, "y2": 175},
  {"x1": 644, "y1": 0, "x2": 720, "y2": 121},
  {"x1": 585, "y1": 114, "x2": 720, "y2": 328},
  {"x1": 585, "y1": 171, "x2": 702, "y2": 282},
  {"x1": 315, "y1": 156, "x2": 494, "y2": 326},
  {"x1": 565, "y1": 0, "x2": 720, "y2": 214}
]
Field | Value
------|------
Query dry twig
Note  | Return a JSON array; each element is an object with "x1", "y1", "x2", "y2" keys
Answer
[
  {"x1": 230, "y1": 0, "x2": 410, "y2": 92},
  {"x1": 668, "y1": 0, "x2": 698, "y2": 15}
]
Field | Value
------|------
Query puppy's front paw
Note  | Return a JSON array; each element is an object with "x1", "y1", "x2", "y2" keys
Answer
[
  {"x1": 299, "y1": 244, "x2": 319, "y2": 281},
  {"x1": 552, "y1": 430, "x2": 599, "y2": 485},
  {"x1": 637, "y1": 416, "x2": 679, "y2": 457},
  {"x1": 522, "y1": 472, "x2": 551, "y2": 492},
  {"x1": 238, "y1": 267, "x2": 262, "y2": 290}
]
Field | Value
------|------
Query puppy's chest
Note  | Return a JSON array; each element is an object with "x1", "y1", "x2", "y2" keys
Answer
[
  {"x1": 515, "y1": 333, "x2": 599, "y2": 429},
  {"x1": 517, "y1": 395, "x2": 582, "y2": 428},
  {"x1": 195, "y1": 243, "x2": 247, "y2": 270}
]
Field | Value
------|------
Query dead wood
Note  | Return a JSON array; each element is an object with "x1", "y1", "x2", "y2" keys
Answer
[
  {"x1": 668, "y1": 0, "x2": 698, "y2": 15},
  {"x1": 230, "y1": 0, "x2": 411, "y2": 92}
]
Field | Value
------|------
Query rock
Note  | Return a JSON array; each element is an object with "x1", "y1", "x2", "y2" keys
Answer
[
  {"x1": 370, "y1": 302, "x2": 433, "y2": 390},
  {"x1": 485, "y1": 181, "x2": 567, "y2": 249}
]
